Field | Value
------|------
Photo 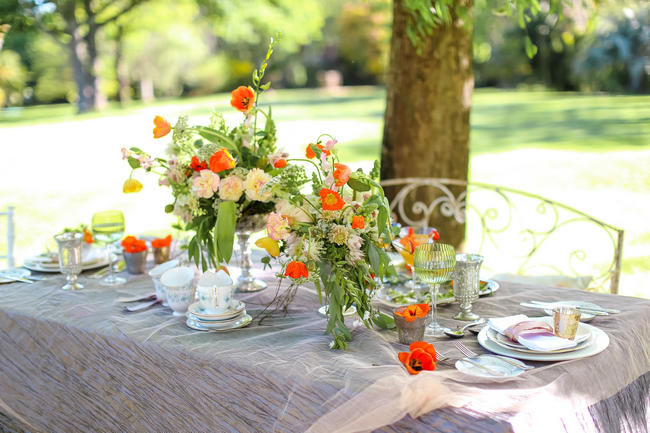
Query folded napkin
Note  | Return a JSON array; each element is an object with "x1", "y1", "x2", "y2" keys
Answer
[{"x1": 488, "y1": 315, "x2": 577, "y2": 352}]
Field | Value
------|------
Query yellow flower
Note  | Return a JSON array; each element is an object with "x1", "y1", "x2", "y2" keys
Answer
[
  {"x1": 255, "y1": 237, "x2": 280, "y2": 257},
  {"x1": 123, "y1": 178, "x2": 143, "y2": 193}
]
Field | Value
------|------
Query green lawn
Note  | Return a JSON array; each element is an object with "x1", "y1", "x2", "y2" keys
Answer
[{"x1": 1, "y1": 87, "x2": 649, "y2": 297}]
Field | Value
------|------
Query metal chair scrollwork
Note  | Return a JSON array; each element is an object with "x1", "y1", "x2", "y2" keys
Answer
[{"x1": 380, "y1": 178, "x2": 624, "y2": 294}]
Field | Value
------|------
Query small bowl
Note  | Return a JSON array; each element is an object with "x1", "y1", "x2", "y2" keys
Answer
[
  {"x1": 148, "y1": 259, "x2": 180, "y2": 306},
  {"x1": 161, "y1": 266, "x2": 195, "y2": 316}
]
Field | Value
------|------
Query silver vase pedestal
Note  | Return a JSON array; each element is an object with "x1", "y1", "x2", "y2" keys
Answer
[{"x1": 235, "y1": 214, "x2": 268, "y2": 293}]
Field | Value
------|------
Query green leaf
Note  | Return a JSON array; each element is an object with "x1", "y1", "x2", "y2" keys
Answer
[
  {"x1": 216, "y1": 200, "x2": 237, "y2": 264},
  {"x1": 193, "y1": 126, "x2": 240, "y2": 157},
  {"x1": 368, "y1": 242, "x2": 381, "y2": 276},
  {"x1": 164, "y1": 204, "x2": 174, "y2": 213},
  {"x1": 260, "y1": 82, "x2": 271, "y2": 91},
  {"x1": 127, "y1": 157, "x2": 141, "y2": 169},
  {"x1": 525, "y1": 38, "x2": 538, "y2": 58},
  {"x1": 129, "y1": 147, "x2": 143, "y2": 153},
  {"x1": 373, "y1": 312, "x2": 396, "y2": 330},
  {"x1": 347, "y1": 172, "x2": 371, "y2": 192}
]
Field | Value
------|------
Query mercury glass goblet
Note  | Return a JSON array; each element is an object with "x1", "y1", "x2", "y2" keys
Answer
[
  {"x1": 414, "y1": 243, "x2": 456, "y2": 337},
  {"x1": 54, "y1": 232, "x2": 84, "y2": 290},
  {"x1": 452, "y1": 253, "x2": 484, "y2": 321}
]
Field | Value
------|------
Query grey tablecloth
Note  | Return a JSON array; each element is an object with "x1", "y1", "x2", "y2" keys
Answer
[{"x1": 0, "y1": 260, "x2": 649, "y2": 433}]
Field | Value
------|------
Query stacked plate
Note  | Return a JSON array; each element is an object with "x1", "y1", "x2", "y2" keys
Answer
[
  {"x1": 185, "y1": 300, "x2": 252, "y2": 332},
  {"x1": 478, "y1": 316, "x2": 610, "y2": 361},
  {"x1": 23, "y1": 248, "x2": 108, "y2": 273}
]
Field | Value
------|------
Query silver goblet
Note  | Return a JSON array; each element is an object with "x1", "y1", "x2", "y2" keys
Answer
[
  {"x1": 54, "y1": 232, "x2": 84, "y2": 290},
  {"x1": 452, "y1": 253, "x2": 484, "y2": 321}
]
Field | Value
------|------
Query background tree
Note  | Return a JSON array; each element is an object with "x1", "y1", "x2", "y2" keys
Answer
[{"x1": 381, "y1": 0, "x2": 569, "y2": 247}]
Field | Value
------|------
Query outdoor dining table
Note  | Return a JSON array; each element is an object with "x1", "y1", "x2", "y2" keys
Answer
[{"x1": 0, "y1": 257, "x2": 649, "y2": 433}]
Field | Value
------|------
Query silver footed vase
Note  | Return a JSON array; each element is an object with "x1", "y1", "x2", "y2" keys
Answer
[{"x1": 235, "y1": 214, "x2": 268, "y2": 292}]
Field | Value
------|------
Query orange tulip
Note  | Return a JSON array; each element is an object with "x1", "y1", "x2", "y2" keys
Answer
[
  {"x1": 398, "y1": 348, "x2": 436, "y2": 375},
  {"x1": 319, "y1": 188, "x2": 345, "y2": 211},
  {"x1": 230, "y1": 86, "x2": 255, "y2": 112},
  {"x1": 82, "y1": 228, "x2": 94, "y2": 244},
  {"x1": 151, "y1": 234, "x2": 172, "y2": 248},
  {"x1": 333, "y1": 163, "x2": 351, "y2": 187},
  {"x1": 209, "y1": 149, "x2": 236, "y2": 173},
  {"x1": 305, "y1": 143, "x2": 331, "y2": 159},
  {"x1": 394, "y1": 303, "x2": 430, "y2": 322},
  {"x1": 409, "y1": 341, "x2": 437, "y2": 362},
  {"x1": 273, "y1": 158, "x2": 287, "y2": 168},
  {"x1": 153, "y1": 116, "x2": 171, "y2": 139},
  {"x1": 351, "y1": 215, "x2": 365, "y2": 230},
  {"x1": 284, "y1": 261, "x2": 308, "y2": 279}
]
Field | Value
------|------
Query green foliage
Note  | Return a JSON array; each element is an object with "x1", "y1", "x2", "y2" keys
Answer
[{"x1": 0, "y1": 49, "x2": 26, "y2": 107}]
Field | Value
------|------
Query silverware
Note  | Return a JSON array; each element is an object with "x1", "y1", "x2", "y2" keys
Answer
[
  {"x1": 89, "y1": 260, "x2": 125, "y2": 279},
  {"x1": 455, "y1": 341, "x2": 534, "y2": 371},
  {"x1": 0, "y1": 274, "x2": 34, "y2": 283},
  {"x1": 444, "y1": 318, "x2": 485, "y2": 339},
  {"x1": 529, "y1": 300, "x2": 620, "y2": 315},
  {"x1": 520, "y1": 302, "x2": 608, "y2": 316},
  {"x1": 116, "y1": 293, "x2": 157, "y2": 303},
  {"x1": 123, "y1": 299, "x2": 161, "y2": 313}
]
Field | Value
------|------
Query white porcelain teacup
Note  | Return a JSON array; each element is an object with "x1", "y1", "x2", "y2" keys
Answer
[
  {"x1": 148, "y1": 259, "x2": 180, "y2": 306},
  {"x1": 196, "y1": 269, "x2": 233, "y2": 313},
  {"x1": 160, "y1": 266, "x2": 195, "y2": 316}
]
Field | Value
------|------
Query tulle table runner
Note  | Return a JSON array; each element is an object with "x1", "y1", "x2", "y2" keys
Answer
[{"x1": 0, "y1": 259, "x2": 649, "y2": 433}]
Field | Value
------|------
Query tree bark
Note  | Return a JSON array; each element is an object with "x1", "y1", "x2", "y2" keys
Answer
[
  {"x1": 381, "y1": 0, "x2": 474, "y2": 248},
  {"x1": 115, "y1": 25, "x2": 131, "y2": 105}
]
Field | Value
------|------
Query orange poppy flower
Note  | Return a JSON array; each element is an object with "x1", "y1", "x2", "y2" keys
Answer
[
  {"x1": 153, "y1": 116, "x2": 171, "y2": 139},
  {"x1": 121, "y1": 236, "x2": 136, "y2": 248},
  {"x1": 284, "y1": 261, "x2": 308, "y2": 279},
  {"x1": 394, "y1": 303, "x2": 430, "y2": 322},
  {"x1": 273, "y1": 158, "x2": 287, "y2": 168},
  {"x1": 82, "y1": 228, "x2": 93, "y2": 244},
  {"x1": 409, "y1": 341, "x2": 437, "y2": 362},
  {"x1": 230, "y1": 86, "x2": 255, "y2": 112},
  {"x1": 319, "y1": 188, "x2": 345, "y2": 211},
  {"x1": 190, "y1": 156, "x2": 208, "y2": 171},
  {"x1": 352, "y1": 215, "x2": 365, "y2": 229},
  {"x1": 209, "y1": 149, "x2": 236, "y2": 173},
  {"x1": 151, "y1": 234, "x2": 172, "y2": 248},
  {"x1": 305, "y1": 143, "x2": 331, "y2": 159},
  {"x1": 333, "y1": 163, "x2": 351, "y2": 187},
  {"x1": 398, "y1": 348, "x2": 436, "y2": 375}
]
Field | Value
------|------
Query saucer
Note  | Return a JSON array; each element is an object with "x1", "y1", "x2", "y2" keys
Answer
[
  {"x1": 455, "y1": 354, "x2": 527, "y2": 378},
  {"x1": 187, "y1": 300, "x2": 245, "y2": 320},
  {"x1": 186, "y1": 314, "x2": 252, "y2": 331},
  {"x1": 186, "y1": 310, "x2": 245, "y2": 325}
]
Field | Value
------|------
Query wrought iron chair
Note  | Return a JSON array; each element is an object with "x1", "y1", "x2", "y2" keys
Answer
[
  {"x1": 380, "y1": 178, "x2": 624, "y2": 294},
  {"x1": 1, "y1": 206, "x2": 15, "y2": 268}
]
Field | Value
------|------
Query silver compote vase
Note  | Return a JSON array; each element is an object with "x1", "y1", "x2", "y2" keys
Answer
[{"x1": 235, "y1": 213, "x2": 268, "y2": 292}]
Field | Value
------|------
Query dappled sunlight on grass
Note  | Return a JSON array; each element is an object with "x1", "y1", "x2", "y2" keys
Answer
[{"x1": 0, "y1": 87, "x2": 648, "y2": 297}]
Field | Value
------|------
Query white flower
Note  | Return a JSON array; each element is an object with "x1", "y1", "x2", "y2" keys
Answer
[
  {"x1": 244, "y1": 168, "x2": 272, "y2": 202},
  {"x1": 329, "y1": 225, "x2": 350, "y2": 245},
  {"x1": 192, "y1": 170, "x2": 220, "y2": 199},
  {"x1": 276, "y1": 199, "x2": 312, "y2": 223},
  {"x1": 328, "y1": 340, "x2": 335, "y2": 349},
  {"x1": 347, "y1": 234, "x2": 364, "y2": 262},
  {"x1": 219, "y1": 175, "x2": 244, "y2": 201},
  {"x1": 304, "y1": 239, "x2": 323, "y2": 261}
]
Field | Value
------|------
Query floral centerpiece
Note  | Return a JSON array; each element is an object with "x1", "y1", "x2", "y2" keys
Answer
[
  {"x1": 256, "y1": 140, "x2": 395, "y2": 349},
  {"x1": 121, "y1": 39, "x2": 302, "y2": 269}
]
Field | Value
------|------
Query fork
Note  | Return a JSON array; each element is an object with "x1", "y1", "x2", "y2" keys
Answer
[{"x1": 454, "y1": 341, "x2": 534, "y2": 371}]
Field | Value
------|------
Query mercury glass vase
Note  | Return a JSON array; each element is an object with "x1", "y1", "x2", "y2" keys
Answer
[
  {"x1": 235, "y1": 214, "x2": 268, "y2": 292},
  {"x1": 452, "y1": 253, "x2": 484, "y2": 321}
]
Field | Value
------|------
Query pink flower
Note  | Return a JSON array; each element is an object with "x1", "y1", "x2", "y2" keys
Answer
[
  {"x1": 219, "y1": 175, "x2": 244, "y2": 201},
  {"x1": 323, "y1": 139, "x2": 337, "y2": 152},
  {"x1": 192, "y1": 170, "x2": 220, "y2": 199},
  {"x1": 159, "y1": 177, "x2": 170, "y2": 186},
  {"x1": 244, "y1": 168, "x2": 272, "y2": 202},
  {"x1": 121, "y1": 147, "x2": 130, "y2": 160},
  {"x1": 137, "y1": 155, "x2": 154, "y2": 169},
  {"x1": 266, "y1": 212, "x2": 290, "y2": 241}
]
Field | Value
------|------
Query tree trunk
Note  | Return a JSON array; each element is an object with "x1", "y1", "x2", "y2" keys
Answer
[
  {"x1": 115, "y1": 25, "x2": 131, "y2": 105},
  {"x1": 381, "y1": 0, "x2": 474, "y2": 248},
  {"x1": 68, "y1": 23, "x2": 94, "y2": 113}
]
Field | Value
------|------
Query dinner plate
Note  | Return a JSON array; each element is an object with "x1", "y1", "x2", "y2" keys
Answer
[
  {"x1": 478, "y1": 317, "x2": 609, "y2": 361},
  {"x1": 489, "y1": 328, "x2": 593, "y2": 354},
  {"x1": 23, "y1": 249, "x2": 109, "y2": 273},
  {"x1": 0, "y1": 268, "x2": 31, "y2": 284},
  {"x1": 186, "y1": 314, "x2": 252, "y2": 331},
  {"x1": 187, "y1": 301, "x2": 245, "y2": 321},
  {"x1": 455, "y1": 354, "x2": 528, "y2": 378},
  {"x1": 376, "y1": 279, "x2": 499, "y2": 309}
]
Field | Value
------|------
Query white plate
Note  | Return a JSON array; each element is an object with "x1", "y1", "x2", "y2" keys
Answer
[
  {"x1": 489, "y1": 328, "x2": 593, "y2": 354},
  {"x1": 0, "y1": 268, "x2": 31, "y2": 284},
  {"x1": 455, "y1": 354, "x2": 528, "y2": 378},
  {"x1": 23, "y1": 256, "x2": 110, "y2": 273},
  {"x1": 318, "y1": 305, "x2": 357, "y2": 317},
  {"x1": 541, "y1": 301, "x2": 601, "y2": 322},
  {"x1": 478, "y1": 317, "x2": 609, "y2": 361},
  {"x1": 186, "y1": 314, "x2": 252, "y2": 331},
  {"x1": 378, "y1": 279, "x2": 500, "y2": 309},
  {"x1": 187, "y1": 301, "x2": 245, "y2": 321},
  {"x1": 186, "y1": 311, "x2": 245, "y2": 326}
]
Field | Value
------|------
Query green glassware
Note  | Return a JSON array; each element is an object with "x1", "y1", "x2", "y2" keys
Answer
[{"x1": 92, "y1": 210, "x2": 126, "y2": 286}]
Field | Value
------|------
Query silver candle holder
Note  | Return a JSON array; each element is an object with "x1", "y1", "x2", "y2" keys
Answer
[
  {"x1": 452, "y1": 253, "x2": 484, "y2": 321},
  {"x1": 54, "y1": 232, "x2": 84, "y2": 290}
]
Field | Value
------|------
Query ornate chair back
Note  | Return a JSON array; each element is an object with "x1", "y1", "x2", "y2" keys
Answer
[{"x1": 380, "y1": 178, "x2": 624, "y2": 294}]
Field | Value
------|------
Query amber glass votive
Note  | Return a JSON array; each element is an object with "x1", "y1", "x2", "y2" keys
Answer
[{"x1": 553, "y1": 306, "x2": 581, "y2": 340}]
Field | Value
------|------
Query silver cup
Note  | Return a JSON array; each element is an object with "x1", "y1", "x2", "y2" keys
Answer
[
  {"x1": 452, "y1": 253, "x2": 484, "y2": 321},
  {"x1": 124, "y1": 250, "x2": 148, "y2": 274},
  {"x1": 54, "y1": 232, "x2": 84, "y2": 290}
]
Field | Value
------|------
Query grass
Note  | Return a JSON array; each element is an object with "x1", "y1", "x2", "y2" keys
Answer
[{"x1": 1, "y1": 86, "x2": 649, "y2": 297}]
